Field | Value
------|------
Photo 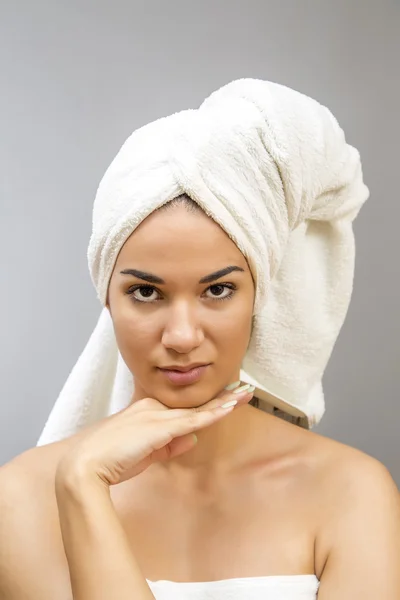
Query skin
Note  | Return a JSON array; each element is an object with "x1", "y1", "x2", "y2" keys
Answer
[
  {"x1": 106, "y1": 204, "x2": 254, "y2": 407},
  {"x1": 105, "y1": 202, "x2": 257, "y2": 473},
  {"x1": 0, "y1": 203, "x2": 399, "y2": 599}
]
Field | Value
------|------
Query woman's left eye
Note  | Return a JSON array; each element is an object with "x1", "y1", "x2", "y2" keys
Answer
[{"x1": 204, "y1": 284, "x2": 235, "y2": 300}]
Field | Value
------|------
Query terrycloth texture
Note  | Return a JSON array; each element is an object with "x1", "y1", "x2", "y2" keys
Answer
[
  {"x1": 37, "y1": 78, "x2": 369, "y2": 446},
  {"x1": 146, "y1": 574, "x2": 320, "y2": 600}
]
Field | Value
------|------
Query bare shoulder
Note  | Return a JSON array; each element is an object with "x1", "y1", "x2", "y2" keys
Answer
[
  {"x1": 0, "y1": 441, "x2": 76, "y2": 599},
  {"x1": 0, "y1": 419, "x2": 111, "y2": 598},
  {"x1": 0, "y1": 434, "x2": 79, "y2": 504},
  {"x1": 300, "y1": 429, "x2": 400, "y2": 582},
  {"x1": 300, "y1": 427, "x2": 399, "y2": 518},
  {"x1": 271, "y1": 413, "x2": 397, "y2": 490},
  {"x1": 305, "y1": 429, "x2": 399, "y2": 500},
  {"x1": 0, "y1": 416, "x2": 106, "y2": 495}
]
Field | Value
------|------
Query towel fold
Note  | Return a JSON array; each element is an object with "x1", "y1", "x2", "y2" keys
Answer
[{"x1": 37, "y1": 78, "x2": 369, "y2": 446}]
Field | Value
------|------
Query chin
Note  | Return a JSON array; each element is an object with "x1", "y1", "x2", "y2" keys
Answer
[{"x1": 149, "y1": 381, "x2": 218, "y2": 409}]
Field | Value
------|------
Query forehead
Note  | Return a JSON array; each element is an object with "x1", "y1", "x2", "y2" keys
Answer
[{"x1": 116, "y1": 205, "x2": 249, "y2": 270}]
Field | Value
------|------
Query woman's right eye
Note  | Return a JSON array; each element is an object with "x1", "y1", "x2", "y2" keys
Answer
[{"x1": 127, "y1": 285, "x2": 161, "y2": 303}]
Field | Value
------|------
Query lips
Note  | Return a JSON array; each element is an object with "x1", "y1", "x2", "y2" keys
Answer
[
  {"x1": 160, "y1": 363, "x2": 209, "y2": 373},
  {"x1": 158, "y1": 363, "x2": 210, "y2": 385}
]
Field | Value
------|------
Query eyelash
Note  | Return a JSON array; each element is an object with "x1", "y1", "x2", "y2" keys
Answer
[{"x1": 126, "y1": 283, "x2": 237, "y2": 304}]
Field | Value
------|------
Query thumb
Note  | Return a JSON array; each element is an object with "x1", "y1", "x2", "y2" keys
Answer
[{"x1": 162, "y1": 433, "x2": 198, "y2": 461}]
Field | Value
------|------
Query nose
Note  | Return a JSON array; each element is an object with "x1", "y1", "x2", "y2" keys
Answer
[{"x1": 161, "y1": 301, "x2": 204, "y2": 354}]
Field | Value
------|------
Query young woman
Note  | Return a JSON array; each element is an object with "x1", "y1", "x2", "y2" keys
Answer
[{"x1": 1, "y1": 79, "x2": 399, "y2": 600}]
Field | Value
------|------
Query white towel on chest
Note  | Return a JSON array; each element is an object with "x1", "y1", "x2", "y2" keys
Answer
[
  {"x1": 37, "y1": 78, "x2": 369, "y2": 446},
  {"x1": 146, "y1": 574, "x2": 320, "y2": 600}
]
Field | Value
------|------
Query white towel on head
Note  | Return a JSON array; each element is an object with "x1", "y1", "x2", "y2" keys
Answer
[{"x1": 37, "y1": 78, "x2": 369, "y2": 446}]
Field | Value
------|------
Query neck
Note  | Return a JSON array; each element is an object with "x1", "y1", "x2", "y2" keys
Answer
[
  {"x1": 132, "y1": 385, "x2": 272, "y2": 476},
  {"x1": 162, "y1": 402, "x2": 263, "y2": 474}
]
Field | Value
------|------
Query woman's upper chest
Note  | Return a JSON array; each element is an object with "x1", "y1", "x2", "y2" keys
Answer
[{"x1": 110, "y1": 462, "x2": 320, "y2": 582}]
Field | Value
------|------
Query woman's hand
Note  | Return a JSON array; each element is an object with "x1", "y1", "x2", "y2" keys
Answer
[{"x1": 55, "y1": 383, "x2": 254, "y2": 488}]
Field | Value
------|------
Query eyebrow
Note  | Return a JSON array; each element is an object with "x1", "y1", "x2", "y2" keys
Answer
[{"x1": 119, "y1": 265, "x2": 245, "y2": 285}]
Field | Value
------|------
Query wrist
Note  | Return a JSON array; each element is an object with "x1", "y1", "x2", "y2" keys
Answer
[{"x1": 55, "y1": 458, "x2": 109, "y2": 501}]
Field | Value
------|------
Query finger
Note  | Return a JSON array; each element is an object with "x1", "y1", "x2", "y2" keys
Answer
[
  {"x1": 202, "y1": 382, "x2": 255, "y2": 410},
  {"x1": 125, "y1": 396, "x2": 171, "y2": 414},
  {"x1": 153, "y1": 402, "x2": 240, "y2": 449},
  {"x1": 163, "y1": 433, "x2": 198, "y2": 460},
  {"x1": 161, "y1": 382, "x2": 255, "y2": 419},
  {"x1": 160, "y1": 384, "x2": 251, "y2": 413},
  {"x1": 159, "y1": 383, "x2": 255, "y2": 422}
]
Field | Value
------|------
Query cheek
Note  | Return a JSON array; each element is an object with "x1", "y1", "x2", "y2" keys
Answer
[
  {"x1": 112, "y1": 309, "x2": 157, "y2": 369},
  {"x1": 210, "y1": 300, "x2": 253, "y2": 352}
]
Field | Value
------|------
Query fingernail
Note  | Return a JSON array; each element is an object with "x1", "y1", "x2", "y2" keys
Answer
[
  {"x1": 224, "y1": 380, "x2": 241, "y2": 391},
  {"x1": 233, "y1": 383, "x2": 254, "y2": 394},
  {"x1": 192, "y1": 433, "x2": 198, "y2": 443},
  {"x1": 221, "y1": 399, "x2": 238, "y2": 409}
]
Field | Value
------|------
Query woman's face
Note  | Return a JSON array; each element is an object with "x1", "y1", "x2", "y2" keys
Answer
[{"x1": 107, "y1": 204, "x2": 255, "y2": 408}]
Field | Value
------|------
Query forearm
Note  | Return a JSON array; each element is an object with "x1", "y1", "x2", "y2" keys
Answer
[{"x1": 55, "y1": 470, "x2": 155, "y2": 600}]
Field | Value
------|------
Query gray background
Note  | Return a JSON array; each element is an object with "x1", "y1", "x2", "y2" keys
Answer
[{"x1": 1, "y1": 1, "x2": 399, "y2": 484}]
